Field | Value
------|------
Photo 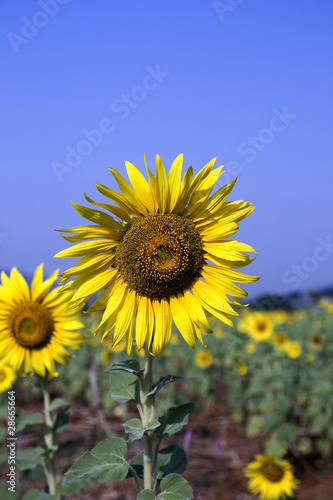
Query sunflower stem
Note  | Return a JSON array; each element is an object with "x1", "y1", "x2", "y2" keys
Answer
[
  {"x1": 142, "y1": 348, "x2": 154, "y2": 490},
  {"x1": 41, "y1": 376, "x2": 59, "y2": 500}
]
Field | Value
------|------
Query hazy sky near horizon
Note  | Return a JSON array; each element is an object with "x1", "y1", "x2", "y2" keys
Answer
[{"x1": 1, "y1": 0, "x2": 332, "y2": 300}]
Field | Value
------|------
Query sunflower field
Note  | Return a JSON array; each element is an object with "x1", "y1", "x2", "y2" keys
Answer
[{"x1": 1, "y1": 298, "x2": 333, "y2": 499}]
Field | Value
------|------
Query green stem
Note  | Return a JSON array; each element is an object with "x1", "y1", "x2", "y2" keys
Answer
[
  {"x1": 142, "y1": 349, "x2": 154, "y2": 490},
  {"x1": 41, "y1": 377, "x2": 59, "y2": 500}
]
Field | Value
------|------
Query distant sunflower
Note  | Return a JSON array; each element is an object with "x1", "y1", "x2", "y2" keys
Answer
[
  {"x1": 246, "y1": 312, "x2": 273, "y2": 341},
  {"x1": 55, "y1": 154, "x2": 258, "y2": 355},
  {"x1": 0, "y1": 362, "x2": 15, "y2": 392},
  {"x1": 0, "y1": 266, "x2": 84, "y2": 378},
  {"x1": 285, "y1": 341, "x2": 302, "y2": 359},
  {"x1": 271, "y1": 333, "x2": 289, "y2": 350},
  {"x1": 195, "y1": 349, "x2": 213, "y2": 369},
  {"x1": 245, "y1": 454, "x2": 299, "y2": 500},
  {"x1": 308, "y1": 334, "x2": 325, "y2": 351}
]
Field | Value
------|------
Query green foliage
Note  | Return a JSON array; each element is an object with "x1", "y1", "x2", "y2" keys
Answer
[
  {"x1": 110, "y1": 370, "x2": 140, "y2": 404},
  {"x1": 136, "y1": 474, "x2": 193, "y2": 499},
  {"x1": 156, "y1": 403, "x2": 195, "y2": 437},
  {"x1": 65, "y1": 437, "x2": 129, "y2": 482}
]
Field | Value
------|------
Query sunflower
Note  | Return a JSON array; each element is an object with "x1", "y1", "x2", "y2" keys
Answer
[
  {"x1": 308, "y1": 333, "x2": 325, "y2": 351},
  {"x1": 195, "y1": 349, "x2": 214, "y2": 369},
  {"x1": 285, "y1": 341, "x2": 302, "y2": 359},
  {"x1": 0, "y1": 266, "x2": 84, "y2": 378},
  {"x1": 55, "y1": 154, "x2": 258, "y2": 355},
  {"x1": 0, "y1": 362, "x2": 16, "y2": 392},
  {"x1": 237, "y1": 363, "x2": 248, "y2": 376},
  {"x1": 271, "y1": 332, "x2": 289, "y2": 350},
  {"x1": 245, "y1": 454, "x2": 299, "y2": 500},
  {"x1": 246, "y1": 312, "x2": 273, "y2": 341}
]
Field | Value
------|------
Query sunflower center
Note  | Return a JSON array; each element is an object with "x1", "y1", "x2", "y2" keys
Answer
[
  {"x1": 261, "y1": 463, "x2": 284, "y2": 483},
  {"x1": 256, "y1": 321, "x2": 266, "y2": 331},
  {"x1": 11, "y1": 302, "x2": 54, "y2": 349},
  {"x1": 115, "y1": 214, "x2": 204, "y2": 298}
]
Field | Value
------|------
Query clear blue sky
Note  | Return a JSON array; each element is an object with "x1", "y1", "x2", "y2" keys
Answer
[{"x1": 1, "y1": 0, "x2": 332, "y2": 300}]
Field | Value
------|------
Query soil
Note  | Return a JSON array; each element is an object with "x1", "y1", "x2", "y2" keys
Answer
[{"x1": 3, "y1": 386, "x2": 333, "y2": 500}]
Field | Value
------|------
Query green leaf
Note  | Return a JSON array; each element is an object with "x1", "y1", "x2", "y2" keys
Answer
[
  {"x1": 53, "y1": 405, "x2": 70, "y2": 433},
  {"x1": 137, "y1": 474, "x2": 194, "y2": 499},
  {"x1": 156, "y1": 403, "x2": 195, "y2": 437},
  {"x1": 65, "y1": 437, "x2": 129, "y2": 483},
  {"x1": 47, "y1": 397, "x2": 69, "y2": 412},
  {"x1": 137, "y1": 490, "x2": 157, "y2": 499},
  {"x1": 0, "y1": 482, "x2": 20, "y2": 500},
  {"x1": 16, "y1": 447, "x2": 46, "y2": 470},
  {"x1": 311, "y1": 413, "x2": 331, "y2": 435},
  {"x1": 59, "y1": 473, "x2": 99, "y2": 495},
  {"x1": 110, "y1": 370, "x2": 140, "y2": 404},
  {"x1": 107, "y1": 359, "x2": 143, "y2": 375},
  {"x1": 16, "y1": 413, "x2": 43, "y2": 433},
  {"x1": 21, "y1": 490, "x2": 43, "y2": 500},
  {"x1": 246, "y1": 415, "x2": 264, "y2": 437},
  {"x1": 146, "y1": 419, "x2": 161, "y2": 431},
  {"x1": 156, "y1": 445, "x2": 187, "y2": 479},
  {"x1": 123, "y1": 418, "x2": 144, "y2": 441},
  {"x1": 127, "y1": 452, "x2": 143, "y2": 479},
  {"x1": 146, "y1": 375, "x2": 182, "y2": 397}
]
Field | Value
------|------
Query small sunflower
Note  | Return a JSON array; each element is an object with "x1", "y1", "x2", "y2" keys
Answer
[
  {"x1": 245, "y1": 454, "x2": 299, "y2": 500},
  {"x1": 308, "y1": 334, "x2": 325, "y2": 351},
  {"x1": 0, "y1": 266, "x2": 84, "y2": 378},
  {"x1": 246, "y1": 312, "x2": 273, "y2": 341},
  {"x1": 0, "y1": 362, "x2": 16, "y2": 392},
  {"x1": 237, "y1": 363, "x2": 248, "y2": 375},
  {"x1": 271, "y1": 310, "x2": 288, "y2": 324},
  {"x1": 246, "y1": 342, "x2": 256, "y2": 354},
  {"x1": 285, "y1": 341, "x2": 302, "y2": 359},
  {"x1": 195, "y1": 349, "x2": 213, "y2": 369},
  {"x1": 55, "y1": 155, "x2": 258, "y2": 355},
  {"x1": 271, "y1": 333, "x2": 289, "y2": 350}
]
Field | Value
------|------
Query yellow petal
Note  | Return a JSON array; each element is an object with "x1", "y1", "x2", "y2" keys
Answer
[
  {"x1": 167, "y1": 154, "x2": 183, "y2": 212},
  {"x1": 155, "y1": 155, "x2": 169, "y2": 214},
  {"x1": 126, "y1": 161, "x2": 155, "y2": 213},
  {"x1": 170, "y1": 296, "x2": 196, "y2": 348},
  {"x1": 152, "y1": 298, "x2": 172, "y2": 355}
]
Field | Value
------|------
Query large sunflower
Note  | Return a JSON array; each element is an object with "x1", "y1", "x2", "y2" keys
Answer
[
  {"x1": 0, "y1": 266, "x2": 84, "y2": 378},
  {"x1": 55, "y1": 154, "x2": 259, "y2": 355},
  {"x1": 245, "y1": 454, "x2": 299, "y2": 500}
]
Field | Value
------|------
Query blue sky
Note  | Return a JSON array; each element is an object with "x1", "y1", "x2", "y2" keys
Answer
[{"x1": 1, "y1": 0, "x2": 332, "y2": 300}]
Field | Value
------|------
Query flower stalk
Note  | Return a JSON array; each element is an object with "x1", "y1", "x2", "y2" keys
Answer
[
  {"x1": 41, "y1": 376, "x2": 59, "y2": 500},
  {"x1": 142, "y1": 348, "x2": 154, "y2": 490}
]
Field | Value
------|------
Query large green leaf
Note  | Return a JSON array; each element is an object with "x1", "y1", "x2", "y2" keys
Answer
[
  {"x1": 156, "y1": 445, "x2": 187, "y2": 479},
  {"x1": 107, "y1": 359, "x2": 143, "y2": 375},
  {"x1": 110, "y1": 370, "x2": 140, "y2": 404},
  {"x1": 16, "y1": 447, "x2": 46, "y2": 470},
  {"x1": 146, "y1": 375, "x2": 182, "y2": 397},
  {"x1": 137, "y1": 474, "x2": 193, "y2": 499},
  {"x1": 65, "y1": 438, "x2": 129, "y2": 483},
  {"x1": 156, "y1": 403, "x2": 195, "y2": 437},
  {"x1": 16, "y1": 413, "x2": 43, "y2": 433},
  {"x1": 47, "y1": 397, "x2": 69, "y2": 412}
]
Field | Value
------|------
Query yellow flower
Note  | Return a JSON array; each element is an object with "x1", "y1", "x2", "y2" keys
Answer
[
  {"x1": 308, "y1": 334, "x2": 325, "y2": 351},
  {"x1": 170, "y1": 334, "x2": 180, "y2": 345},
  {"x1": 237, "y1": 363, "x2": 248, "y2": 375},
  {"x1": 306, "y1": 354, "x2": 316, "y2": 364},
  {"x1": 271, "y1": 309, "x2": 288, "y2": 324},
  {"x1": 55, "y1": 154, "x2": 258, "y2": 355},
  {"x1": 246, "y1": 342, "x2": 256, "y2": 354},
  {"x1": 285, "y1": 341, "x2": 302, "y2": 359},
  {"x1": 195, "y1": 349, "x2": 213, "y2": 369},
  {"x1": 100, "y1": 349, "x2": 110, "y2": 365},
  {"x1": 245, "y1": 455, "x2": 299, "y2": 500},
  {"x1": 271, "y1": 333, "x2": 289, "y2": 350},
  {"x1": 0, "y1": 266, "x2": 84, "y2": 378},
  {"x1": 246, "y1": 312, "x2": 273, "y2": 341},
  {"x1": 214, "y1": 326, "x2": 224, "y2": 339},
  {"x1": 0, "y1": 363, "x2": 16, "y2": 392}
]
